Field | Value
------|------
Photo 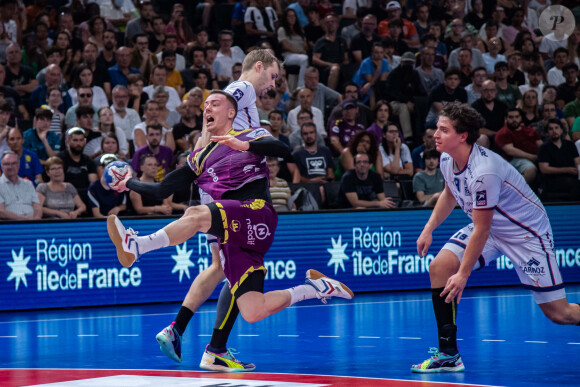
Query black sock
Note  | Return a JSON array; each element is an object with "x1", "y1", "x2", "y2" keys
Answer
[
  {"x1": 576, "y1": 304, "x2": 580, "y2": 326},
  {"x1": 432, "y1": 287, "x2": 459, "y2": 355},
  {"x1": 173, "y1": 306, "x2": 193, "y2": 336},
  {"x1": 208, "y1": 282, "x2": 238, "y2": 353}
]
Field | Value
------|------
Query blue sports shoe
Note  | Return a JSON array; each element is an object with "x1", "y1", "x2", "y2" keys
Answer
[
  {"x1": 411, "y1": 347, "x2": 465, "y2": 373},
  {"x1": 156, "y1": 322, "x2": 182, "y2": 363}
]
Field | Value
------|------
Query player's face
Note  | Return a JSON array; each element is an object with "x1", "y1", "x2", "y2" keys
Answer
[
  {"x1": 434, "y1": 116, "x2": 466, "y2": 153},
  {"x1": 257, "y1": 62, "x2": 279, "y2": 96},
  {"x1": 203, "y1": 93, "x2": 235, "y2": 134}
]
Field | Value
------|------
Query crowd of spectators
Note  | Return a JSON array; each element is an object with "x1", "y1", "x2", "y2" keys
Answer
[{"x1": 0, "y1": 0, "x2": 579, "y2": 219}]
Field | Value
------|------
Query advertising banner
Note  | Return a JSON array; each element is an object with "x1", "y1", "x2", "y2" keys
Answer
[{"x1": 2, "y1": 205, "x2": 579, "y2": 311}]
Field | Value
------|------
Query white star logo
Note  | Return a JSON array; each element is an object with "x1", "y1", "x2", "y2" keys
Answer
[
  {"x1": 327, "y1": 235, "x2": 349, "y2": 275},
  {"x1": 171, "y1": 242, "x2": 195, "y2": 282},
  {"x1": 6, "y1": 247, "x2": 32, "y2": 291}
]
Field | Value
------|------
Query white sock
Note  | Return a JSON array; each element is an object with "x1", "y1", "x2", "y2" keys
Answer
[
  {"x1": 136, "y1": 229, "x2": 170, "y2": 254},
  {"x1": 286, "y1": 284, "x2": 318, "y2": 306}
]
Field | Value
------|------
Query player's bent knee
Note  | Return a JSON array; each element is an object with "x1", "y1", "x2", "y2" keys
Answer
[{"x1": 429, "y1": 251, "x2": 460, "y2": 280}]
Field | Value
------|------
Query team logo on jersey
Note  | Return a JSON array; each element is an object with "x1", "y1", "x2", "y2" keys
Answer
[
  {"x1": 243, "y1": 164, "x2": 256, "y2": 173},
  {"x1": 232, "y1": 88, "x2": 244, "y2": 101},
  {"x1": 475, "y1": 190, "x2": 487, "y2": 206},
  {"x1": 231, "y1": 220, "x2": 241, "y2": 232},
  {"x1": 246, "y1": 128, "x2": 270, "y2": 139}
]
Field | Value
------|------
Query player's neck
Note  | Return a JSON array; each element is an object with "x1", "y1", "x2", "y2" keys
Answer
[{"x1": 451, "y1": 144, "x2": 473, "y2": 171}]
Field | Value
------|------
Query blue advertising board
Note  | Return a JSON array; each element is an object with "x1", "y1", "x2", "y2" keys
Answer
[{"x1": 2, "y1": 205, "x2": 580, "y2": 311}]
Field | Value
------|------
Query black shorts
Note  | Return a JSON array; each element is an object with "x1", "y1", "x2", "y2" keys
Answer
[{"x1": 234, "y1": 269, "x2": 265, "y2": 298}]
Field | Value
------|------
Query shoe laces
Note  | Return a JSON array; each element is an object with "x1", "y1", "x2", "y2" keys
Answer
[
  {"x1": 224, "y1": 348, "x2": 243, "y2": 362},
  {"x1": 428, "y1": 347, "x2": 441, "y2": 359},
  {"x1": 126, "y1": 227, "x2": 138, "y2": 236}
]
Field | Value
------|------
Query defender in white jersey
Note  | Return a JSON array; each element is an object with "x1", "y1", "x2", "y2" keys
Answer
[
  {"x1": 411, "y1": 102, "x2": 580, "y2": 374},
  {"x1": 155, "y1": 50, "x2": 283, "y2": 372}
]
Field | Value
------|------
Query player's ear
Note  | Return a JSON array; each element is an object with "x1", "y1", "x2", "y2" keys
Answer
[
  {"x1": 228, "y1": 107, "x2": 236, "y2": 119},
  {"x1": 255, "y1": 61, "x2": 263, "y2": 73}
]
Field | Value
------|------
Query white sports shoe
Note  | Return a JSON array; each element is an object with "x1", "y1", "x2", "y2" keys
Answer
[
  {"x1": 107, "y1": 215, "x2": 139, "y2": 267},
  {"x1": 305, "y1": 269, "x2": 354, "y2": 304}
]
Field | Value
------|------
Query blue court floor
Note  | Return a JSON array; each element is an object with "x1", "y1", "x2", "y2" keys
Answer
[{"x1": 1, "y1": 285, "x2": 579, "y2": 386}]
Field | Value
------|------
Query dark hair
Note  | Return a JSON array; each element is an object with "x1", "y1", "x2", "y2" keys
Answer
[
  {"x1": 389, "y1": 19, "x2": 403, "y2": 29},
  {"x1": 381, "y1": 121, "x2": 401, "y2": 154},
  {"x1": 444, "y1": 67, "x2": 461, "y2": 79},
  {"x1": 280, "y1": 8, "x2": 305, "y2": 38},
  {"x1": 139, "y1": 153, "x2": 157, "y2": 166},
  {"x1": 343, "y1": 81, "x2": 358, "y2": 93},
  {"x1": 146, "y1": 123, "x2": 163, "y2": 133},
  {"x1": 300, "y1": 121, "x2": 316, "y2": 134},
  {"x1": 193, "y1": 68, "x2": 210, "y2": 80},
  {"x1": 268, "y1": 110, "x2": 283, "y2": 120},
  {"x1": 297, "y1": 108, "x2": 313, "y2": 119},
  {"x1": 527, "y1": 63, "x2": 544, "y2": 76},
  {"x1": 209, "y1": 89, "x2": 238, "y2": 115},
  {"x1": 374, "y1": 100, "x2": 390, "y2": 117},
  {"x1": 562, "y1": 62, "x2": 579, "y2": 72},
  {"x1": 162, "y1": 49, "x2": 176, "y2": 59},
  {"x1": 35, "y1": 107, "x2": 53, "y2": 119},
  {"x1": 76, "y1": 105, "x2": 95, "y2": 119},
  {"x1": 0, "y1": 101, "x2": 11, "y2": 112},
  {"x1": 545, "y1": 118, "x2": 564, "y2": 133},
  {"x1": 506, "y1": 106, "x2": 523, "y2": 117},
  {"x1": 71, "y1": 63, "x2": 93, "y2": 89},
  {"x1": 127, "y1": 73, "x2": 145, "y2": 85},
  {"x1": 382, "y1": 37, "x2": 396, "y2": 48},
  {"x1": 88, "y1": 16, "x2": 105, "y2": 36},
  {"x1": 471, "y1": 66, "x2": 487, "y2": 77},
  {"x1": 164, "y1": 34, "x2": 178, "y2": 43},
  {"x1": 420, "y1": 33, "x2": 437, "y2": 45},
  {"x1": 554, "y1": 47, "x2": 569, "y2": 57},
  {"x1": 423, "y1": 148, "x2": 441, "y2": 161},
  {"x1": 494, "y1": 61, "x2": 508, "y2": 71},
  {"x1": 100, "y1": 132, "x2": 119, "y2": 153},
  {"x1": 439, "y1": 101, "x2": 484, "y2": 145},
  {"x1": 347, "y1": 131, "x2": 378, "y2": 166}
]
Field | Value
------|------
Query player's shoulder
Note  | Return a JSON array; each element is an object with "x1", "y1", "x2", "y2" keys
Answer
[
  {"x1": 224, "y1": 80, "x2": 255, "y2": 102},
  {"x1": 236, "y1": 127, "x2": 272, "y2": 140}
]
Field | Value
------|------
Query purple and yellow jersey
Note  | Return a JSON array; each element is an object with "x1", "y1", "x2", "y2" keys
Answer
[{"x1": 187, "y1": 127, "x2": 272, "y2": 200}]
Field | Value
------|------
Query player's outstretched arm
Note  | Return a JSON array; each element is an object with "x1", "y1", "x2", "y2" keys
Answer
[
  {"x1": 211, "y1": 135, "x2": 291, "y2": 159},
  {"x1": 126, "y1": 167, "x2": 198, "y2": 201},
  {"x1": 417, "y1": 184, "x2": 457, "y2": 257}
]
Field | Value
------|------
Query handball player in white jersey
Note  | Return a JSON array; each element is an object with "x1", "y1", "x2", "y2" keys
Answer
[
  {"x1": 156, "y1": 49, "x2": 282, "y2": 372},
  {"x1": 411, "y1": 101, "x2": 580, "y2": 373}
]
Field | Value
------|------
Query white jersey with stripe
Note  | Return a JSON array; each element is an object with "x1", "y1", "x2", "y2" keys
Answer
[
  {"x1": 440, "y1": 144, "x2": 552, "y2": 239},
  {"x1": 223, "y1": 80, "x2": 259, "y2": 130}
]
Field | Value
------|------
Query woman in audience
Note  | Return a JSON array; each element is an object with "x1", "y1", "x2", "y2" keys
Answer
[
  {"x1": 94, "y1": 134, "x2": 125, "y2": 179},
  {"x1": 339, "y1": 131, "x2": 384, "y2": 180},
  {"x1": 518, "y1": 89, "x2": 541, "y2": 126},
  {"x1": 68, "y1": 64, "x2": 108, "y2": 108},
  {"x1": 54, "y1": 31, "x2": 79, "y2": 78},
  {"x1": 45, "y1": 87, "x2": 66, "y2": 139},
  {"x1": 165, "y1": 3, "x2": 194, "y2": 49},
  {"x1": 86, "y1": 15, "x2": 105, "y2": 50},
  {"x1": 366, "y1": 100, "x2": 391, "y2": 143},
  {"x1": 380, "y1": 122, "x2": 413, "y2": 180},
  {"x1": 277, "y1": 8, "x2": 309, "y2": 89},
  {"x1": 36, "y1": 156, "x2": 86, "y2": 219},
  {"x1": 153, "y1": 86, "x2": 181, "y2": 127},
  {"x1": 518, "y1": 37, "x2": 544, "y2": 70},
  {"x1": 85, "y1": 107, "x2": 128, "y2": 159},
  {"x1": 127, "y1": 74, "x2": 149, "y2": 117}
]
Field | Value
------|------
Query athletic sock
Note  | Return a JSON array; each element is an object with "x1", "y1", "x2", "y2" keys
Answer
[
  {"x1": 432, "y1": 287, "x2": 459, "y2": 355},
  {"x1": 208, "y1": 283, "x2": 238, "y2": 354},
  {"x1": 136, "y1": 229, "x2": 170, "y2": 254},
  {"x1": 173, "y1": 306, "x2": 193, "y2": 336},
  {"x1": 286, "y1": 284, "x2": 318, "y2": 305},
  {"x1": 576, "y1": 304, "x2": 580, "y2": 326}
]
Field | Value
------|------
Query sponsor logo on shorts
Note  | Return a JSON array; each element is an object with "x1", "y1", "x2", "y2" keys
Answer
[
  {"x1": 245, "y1": 219, "x2": 271, "y2": 245},
  {"x1": 231, "y1": 220, "x2": 240, "y2": 232},
  {"x1": 521, "y1": 257, "x2": 545, "y2": 276},
  {"x1": 475, "y1": 190, "x2": 487, "y2": 206}
]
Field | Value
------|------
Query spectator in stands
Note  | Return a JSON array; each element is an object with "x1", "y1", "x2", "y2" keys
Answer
[
  {"x1": 472, "y1": 79, "x2": 507, "y2": 148},
  {"x1": 312, "y1": 13, "x2": 347, "y2": 91},
  {"x1": 352, "y1": 42, "x2": 390, "y2": 105},
  {"x1": 6, "y1": 127, "x2": 42, "y2": 185},
  {"x1": 4, "y1": 43, "x2": 38, "y2": 106},
  {"x1": 350, "y1": 14, "x2": 381, "y2": 65},
  {"x1": 482, "y1": 37, "x2": 506, "y2": 74},
  {"x1": 181, "y1": 47, "x2": 210, "y2": 92},
  {"x1": 366, "y1": 100, "x2": 391, "y2": 144},
  {"x1": 465, "y1": 66, "x2": 487, "y2": 104},
  {"x1": 267, "y1": 156, "x2": 294, "y2": 212},
  {"x1": 131, "y1": 123, "x2": 174, "y2": 181},
  {"x1": 425, "y1": 67, "x2": 467, "y2": 127},
  {"x1": 494, "y1": 61, "x2": 522, "y2": 110},
  {"x1": 457, "y1": 48, "x2": 474, "y2": 87},
  {"x1": 87, "y1": 158, "x2": 127, "y2": 219},
  {"x1": 464, "y1": 0, "x2": 485, "y2": 31},
  {"x1": 0, "y1": 151, "x2": 41, "y2": 220},
  {"x1": 80, "y1": 42, "x2": 112, "y2": 100},
  {"x1": 288, "y1": 0, "x2": 309, "y2": 27},
  {"x1": 412, "y1": 149, "x2": 444, "y2": 206},
  {"x1": 538, "y1": 119, "x2": 580, "y2": 201},
  {"x1": 326, "y1": 82, "x2": 372, "y2": 133},
  {"x1": 506, "y1": 51, "x2": 525, "y2": 86},
  {"x1": 150, "y1": 16, "x2": 165, "y2": 53},
  {"x1": 94, "y1": 135, "x2": 125, "y2": 177},
  {"x1": 130, "y1": 154, "x2": 173, "y2": 215},
  {"x1": 0, "y1": 101, "x2": 11, "y2": 154},
  {"x1": 257, "y1": 90, "x2": 277, "y2": 120},
  {"x1": 547, "y1": 47, "x2": 569, "y2": 87},
  {"x1": 292, "y1": 121, "x2": 334, "y2": 184},
  {"x1": 416, "y1": 45, "x2": 444, "y2": 95},
  {"x1": 495, "y1": 107, "x2": 542, "y2": 185},
  {"x1": 382, "y1": 37, "x2": 401, "y2": 70},
  {"x1": 213, "y1": 30, "x2": 246, "y2": 85},
  {"x1": 518, "y1": 64, "x2": 544, "y2": 104},
  {"x1": 0, "y1": 64, "x2": 29, "y2": 122},
  {"x1": 68, "y1": 64, "x2": 108, "y2": 109},
  {"x1": 564, "y1": 82, "x2": 580, "y2": 129},
  {"x1": 414, "y1": 2, "x2": 431, "y2": 38},
  {"x1": 428, "y1": 21, "x2": 447, "y2": 61},
  {"x1": 338, "y1": 152, "x2": 396, "y2": 209},
  {"x1": 127, "y1": 74, "x2": 148, "y2": 117},
  {"x1": 304, "y1": 66, "x2": 342, "y2": 117},
  {"x1": 329, "y1": 99, "x2": 366, "y2": 157},
  {"x1": 131, "y1": 33, "x2": 157, "y2": 84},
  {"x1": 59, "y1": 127, "x2": 98, "y2": 206},
  {"x1": 144, "y1": 64, "x2": 181, "y2": 111},
  {"x1": 111, "y1": 85, "x2": 141, "y2": 143},
  {"x1": 125, "y1": 0, "x2": 154, "y2": 44},
  {"x1": 165, "y1": 3, "x2": 194, "y2": 49},
  {"x1": 262, "y1": 118, "x2": 299, "y2": 184},
  {"x1": 161, "y1": 50, "x2": 184, "y2": 97},
  {"x1": 31, "y1": 64, "x2": 72, "y2": 112},
  {"x1": 23, "y1": 108, "x2": 61, "y2": 164},
  {"x1": 518, "y1": 37, "x2": 544, "y2": 71},
  {"x1": 64, "y1": 85, "x2": 98, "y2": 128},
  {"x1": 339, "y1": 130, "x2": 384, "y2": 180},
  {"x1": 277, "y1": 9, "x2": 309, "y2": 89},
  {"x1": 108, "y1": 46, "x2": 140, "y2": 88},
  {"x1": 244, "y1": 0, "x2": 278, "y2": 48},
  {"x1": 268, "y1": 110, "x2": 289, "y2": 145},
  {"x1": 174, "y1": 92, "x2": 202, "y2": 153},
  {"x1": 411, "y1": 127, "x2": 436, "y2": 172},
  {"x1": 36, "y1": 156, "x2": 86, "y2": 219},
  {"x1": 532, "y1": 102, "x2": 569, "y2": 141},
  {"x1": 383, "y1": 52, "x2": 426, "y2": 140},
  {"x1": 517, "y1": 89, "x2": 540, "y2": 127},
  {"x1": 155, "y1": 35, "x2": 186, "y2": 72},
  {"x1": 443, "y1": 19, "x2": 463, "y2": 54},
  {"x1": 133, "y1": 100, "x2": 175, "y2": 151},
  {"x1": 378, "y1": 1, "x2": 419, "y2": 50},
  {"x1": 153, "y1": 86, "x2": 181, "y2": 128},
  {"x1": 556, "y1": 63, "x2": 579, "y2": 109},
  {"x1": 502, "y1": 7, "x2": 535, "y2": 46},
  {"x1": 379, "y1": 121, "x2": 413, "y2": 179},
  {"x1": 304, "y1": 6, "x2": 324, "y2": 50},
  {"x1": 288, "y1": 108, "x2": 325, "y2": 150},
  {"x1": 287, "y1": 87, "x2": 325, "y2": 137},
  {"x1": 85, "y1": 106, "x2": 128, "y2": 159}
]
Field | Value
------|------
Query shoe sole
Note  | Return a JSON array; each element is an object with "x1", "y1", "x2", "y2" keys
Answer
[
  {"x1": 411, "y1": 364, "x2": 465, "y2": 373},
  {"x1": 107, "y1": 215, "x2": 135, "y2": 268},
  {"x1": 306, "y1": 269, "x2": 354, "y2": 299},
  {"x1": 156, "y1": 332, "x2": 181, "y2": 363},
  {"x1": 200, "y1": 353, "x2": 255, "y2": 373}
]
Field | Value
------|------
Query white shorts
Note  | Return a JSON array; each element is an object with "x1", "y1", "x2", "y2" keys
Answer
[{"x1": 443, "y1": 224, "x2": 566, "y2": 304}]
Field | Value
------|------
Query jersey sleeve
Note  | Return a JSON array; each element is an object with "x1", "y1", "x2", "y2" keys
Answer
[
  {"x1": 224, "y1": 81, "x2": 255, "y2": 112},
  {"x1": 470, "y1": 173, "x2": 502, "y2": 210}
]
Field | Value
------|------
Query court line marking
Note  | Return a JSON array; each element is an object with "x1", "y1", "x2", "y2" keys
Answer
[
  {"x1": 567, "y1": 342, "x2": 580, "y2": 345},
  {"x1": 482, "y1": 339, "x2": 505, "y2": 342},
  {"x1": 37, "y1": 335, "x2": 58, "y2": 337},
  {"x1": 358, "y1": 336, "x2": 380, "y2": 338},
  {"x1": 278, "y1": 334, "x2": 299, "y2": 337},
  {"x1": 319, "y1": 335, "x2": 340, "y2": 338},
  {"x1": 0, "y1": 336, "x2": 17, "y2": 338},
  {"x1": 197, "y1": 334, "x2": 212, "y2": 337},
  {"x1": 399, "y1": 337, "x2": 422, "y2": 339},
  {"x1": 237, "y1": 334, "x2": 259, "y2": 337},
  {"x1": 117, "y1": 334, "x2": 139, "y2": 337},
  {"x1": 524, "y1": 340, "x2": 547, "y2": 343},
  {"x1": 77, "y1": 334, "x2": 99, "y2": 337}
]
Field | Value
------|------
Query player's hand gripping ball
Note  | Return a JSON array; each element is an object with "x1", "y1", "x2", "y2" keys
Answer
[{"x1": 104, "y1": 161, "x2": 133, "y2": 190}]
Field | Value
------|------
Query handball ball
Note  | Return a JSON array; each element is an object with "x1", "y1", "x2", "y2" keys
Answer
[{"x1": 104, "y1": 161, "x2": 133, "y2": 190}]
